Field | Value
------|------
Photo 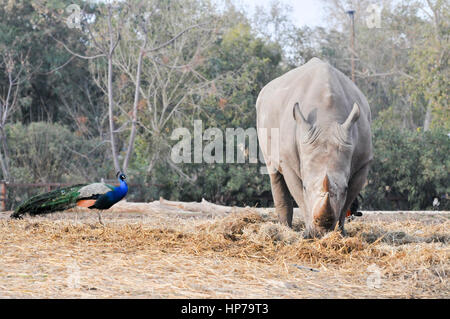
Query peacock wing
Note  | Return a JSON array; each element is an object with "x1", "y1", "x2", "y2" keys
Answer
[{"x1": 78, "y1": 183, "x2": 114, "y2": 199}]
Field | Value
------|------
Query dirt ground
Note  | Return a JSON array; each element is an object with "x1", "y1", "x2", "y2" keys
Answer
[{"x1": 0, "y1": 202, "x2": 448, "y2": 298}]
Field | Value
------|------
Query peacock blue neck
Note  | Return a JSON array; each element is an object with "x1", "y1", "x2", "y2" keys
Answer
[{"x1": 112, "y1": 177, "x2": 128, "y2": 200}]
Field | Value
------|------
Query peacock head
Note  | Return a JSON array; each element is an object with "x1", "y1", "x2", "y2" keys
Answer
[{"x1": 116, "y1": 171, "x2": 127, "y2": 182}]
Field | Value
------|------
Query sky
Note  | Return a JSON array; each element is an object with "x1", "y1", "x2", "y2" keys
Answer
[{"x1": 236, "y1": 0, "x2": 328, "y2": 28}]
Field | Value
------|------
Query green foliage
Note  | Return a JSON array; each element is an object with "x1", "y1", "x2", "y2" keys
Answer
[
  {"x1": 363, "y1": 123, "x2": 450, "y2": 210},
  {"x1": 5, "y1": 122, "x2": 111, "y2": 182},
  {"x1": 0, "y1": 0, "x2": 104, "y2": 132}
]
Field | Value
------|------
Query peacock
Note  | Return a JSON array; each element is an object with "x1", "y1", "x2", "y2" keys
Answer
[{"x1": 10, "y1": 172, "x2": 128, "y2": 224}]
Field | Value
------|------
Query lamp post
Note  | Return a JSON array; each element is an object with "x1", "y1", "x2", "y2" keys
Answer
[{"x1": 346, "y1": 9, "x2": 356, "y2": 83}]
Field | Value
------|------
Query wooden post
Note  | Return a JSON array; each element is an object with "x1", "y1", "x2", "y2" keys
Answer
[{"x1": 0, "y1": 181, "x2": 6, "y2": 211}]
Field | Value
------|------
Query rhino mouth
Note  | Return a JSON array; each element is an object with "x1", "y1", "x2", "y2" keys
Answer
[
  {"x1": 304, "y1": 224, "x2": 331, "y2": 238},
  {"x1": 313, "y1": 214, "x2": 335, "y2": 230},
  {"x1": 313, "y1": 192, "x2": 336, "y2": 226}
]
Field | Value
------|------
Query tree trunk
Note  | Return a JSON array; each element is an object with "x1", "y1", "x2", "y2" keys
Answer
[
  {"x1": 0, "y1": 128, "x2": 9, "y2": 181},
  {"x1": 107, "y1": 5, "x2": 120, "y2": 172},
  {"x1": 123, "y1": 46, "x2": 145, "y2": 173},
  {"x1": 0, "y1": 151, "x2": 9, "y2": 181},
  {"x1": 108, "y1": 53, "x2": 120, "y2": 172}
]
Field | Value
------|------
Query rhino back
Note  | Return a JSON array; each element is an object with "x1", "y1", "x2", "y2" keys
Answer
[{"x1": 256, "y1": 58, "x2": 372, "y2": 175}]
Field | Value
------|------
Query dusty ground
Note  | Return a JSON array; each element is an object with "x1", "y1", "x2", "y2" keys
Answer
[{"x1": 0, "y1": 202, "x2": 448, "y2": 298}]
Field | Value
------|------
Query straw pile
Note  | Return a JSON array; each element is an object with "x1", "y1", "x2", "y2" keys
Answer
[{"x1": 0, "y1": 206, "x2": 448, "y2": 298}]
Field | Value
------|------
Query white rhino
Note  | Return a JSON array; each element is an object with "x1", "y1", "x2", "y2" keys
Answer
[{"x1": 256, "y1": 57, "x2": 373, "y2": 237}]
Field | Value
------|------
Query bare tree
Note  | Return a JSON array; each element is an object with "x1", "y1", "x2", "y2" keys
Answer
[
  {"x1": 120, "y1": 5, "x2": 149, "y2": 173},
  {"x1": 0, "y1": 48, "x2": 29, "y2": 180},
  {"x1": 112, "y1": 0, "x2": 219, "y2": 174},
  {"x1": 53, "y1": 0, "x2": 218, "y2": 175},
  {"x1": 53, "y1": 2, "x2": 124, "y2": 172}
]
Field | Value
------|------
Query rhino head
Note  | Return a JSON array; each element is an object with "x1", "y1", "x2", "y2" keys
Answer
[{"x1": 293, "y1": 102, "x2": 360, "y2": 237}]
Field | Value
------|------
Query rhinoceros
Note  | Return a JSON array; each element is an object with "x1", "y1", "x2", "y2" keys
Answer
[{"x1": 256, "y1": 57, "x2": 373, "y2": 237}]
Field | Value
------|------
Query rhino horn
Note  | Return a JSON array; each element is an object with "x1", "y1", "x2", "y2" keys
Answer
[
  {"x1": 313, "y1": 193, "x2": 333, "y2": 226},
  {"x1": 322, "y1": 174, "x2": 330, "y2": 193},
  {"x1": 293, "y1": 102, "x2": 312, "y2": 133},
  {"x1": 341, "y1": 102, "x2": 360, "y2": 136}
]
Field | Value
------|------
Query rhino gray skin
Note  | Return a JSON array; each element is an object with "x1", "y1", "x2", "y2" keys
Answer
[{"x1": 256, "y1": 57, "x2": 373, "y2": 237}]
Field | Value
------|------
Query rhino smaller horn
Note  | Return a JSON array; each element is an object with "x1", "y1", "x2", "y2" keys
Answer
[
  {"x1": 293, "y1": 102, "x2": 312, "y2": 133},
  {"x1": 341, "y1": 102, "x2": 360, "y2": 134}
]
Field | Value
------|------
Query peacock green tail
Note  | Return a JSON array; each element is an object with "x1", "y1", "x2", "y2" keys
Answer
[{"x1": 11, "y1": 184, "x2": 87, "y2": 218}]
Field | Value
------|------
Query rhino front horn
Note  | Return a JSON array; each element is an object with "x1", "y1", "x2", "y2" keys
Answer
[{"x1": 313, "y1": 193, "x2": 333, "y2": 227}]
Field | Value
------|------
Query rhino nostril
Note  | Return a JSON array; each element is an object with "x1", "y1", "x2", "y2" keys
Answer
[{"x1": 314, "y1": 216, "x2": 334, "y2": 224}]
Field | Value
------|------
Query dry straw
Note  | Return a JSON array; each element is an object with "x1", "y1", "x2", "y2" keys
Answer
[{"x1": 0, "y1": 207, "x2": 448, "y2": 298}]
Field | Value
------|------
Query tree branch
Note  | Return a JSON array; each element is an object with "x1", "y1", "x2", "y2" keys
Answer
[{"x1": 145, "y1": 23, "x2": 208, "y2": 53}]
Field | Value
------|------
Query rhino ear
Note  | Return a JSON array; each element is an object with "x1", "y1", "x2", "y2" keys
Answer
[
  {"x1": 341, "y1": 103, "x2": 360, "y2": 135},
  {"x1": 293, "y1": 102, "x2": 312, "y2": 132}
]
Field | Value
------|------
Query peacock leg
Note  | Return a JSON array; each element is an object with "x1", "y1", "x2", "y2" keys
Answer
[{"x1": 96, "y1": 210, "x2": 104, "y2": 225}]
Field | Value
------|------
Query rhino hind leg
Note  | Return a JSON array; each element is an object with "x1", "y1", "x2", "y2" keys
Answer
[{"x1": 269, "y1": 171, "x2": 293, "y2": 227}]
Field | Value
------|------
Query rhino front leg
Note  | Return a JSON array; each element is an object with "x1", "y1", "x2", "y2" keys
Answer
[
  {"x1": 269, "y1": 171, "x2": 293, "y2": 227},
  {"x1": 339, "y1": 162, "x2": 371, "y2": 235}
]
